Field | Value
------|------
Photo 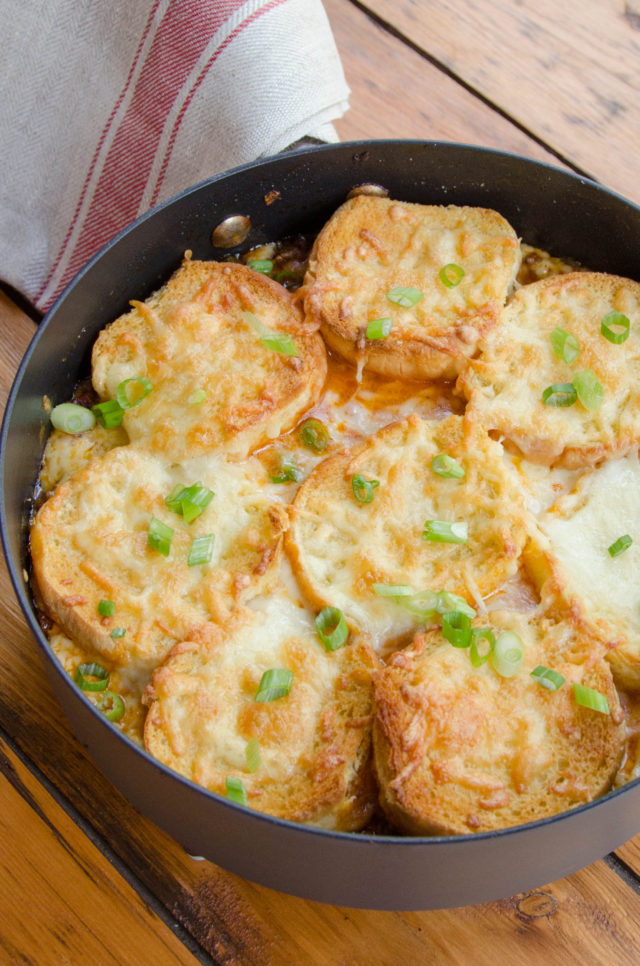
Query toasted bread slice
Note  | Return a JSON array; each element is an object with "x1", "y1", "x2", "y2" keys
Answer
[
  {"x1": 286, "y1": 413, "x2": 533, "y2": 650},
  {"x1": 143, "y1": 592, "x2": 380, "y2": 830},
  {"x1": 303, "y1": 196, "x2": 520, "y2": 379},
  {"x1": 40, "y1": 423, "x2": 128, "y2": 494},
  {"x1": 31, "y1": 445, "x2": 287, "y2": 675},
  {"x1": 92, "y1": 256, "x2": 327, "y2": 460},
  {"x1": 459, "y1": 272, "x2": 640, "y2": 468},
  {"x1": 524, "y1": 450, "x2": 640, "y2": 690},
  {"x1": 373, "y1": 609, "x2": 624, "y2": 835}
]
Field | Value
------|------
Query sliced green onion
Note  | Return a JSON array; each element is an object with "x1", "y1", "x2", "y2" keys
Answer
[
  {"x1": 50, "y1": 402, "x2": 96, "y2": 435},
  {"x1": 116, "y1": 376, "x2": 153, "y2": 410},
  {"x1": 75, "y1": 662, "x2": 109, "y2": 692},
  {"x1": 92, "y1": 399, "x2": 124, "y2": 428},
  {"x1": 255, "y1": 668, "x2": 294, "y2": 702},
  {"x1": 165, "y1": 482, "x2": 214, "y2": 523},
  {"x1": 386, "y1": 286, "x2": 423, "y2": 308},
  {"x1": 270, "y1": 455, "x2": 302, "y2": 484},
  {"x1": 373, "y1": 583, "x2": 415, "y2": 598},
  {"x1": 245, "y1": 738, "x2": 261, "y2": 773},
  {"x1": 98, "y1": 599, "x2": 116, "y2": 618},
  {"x1": 299, "y1": 418, "x2": 330, "y2": 453},
  {"x1": 573, "y1": 682, "x2": 610, "y2": 714},
  {"x1": 470, "y1": 628, "x2": 496, "y2": 667},
  {"x1": 147, "y1": 516, "x2": 174, "y2": 556},
  {"x1": 541, "y1": 383, "x2": 577, "y2": 407},
  {"x1": 187, "y1": 388, "x2": 206, "y2": 405},
  {"x1": 96, "y1": 690, "x2": 125, "y2": 722},
  {"x1": 225, "y1": 776, "x2": 248, "y2": 805},
  {"x1": 241, "y1": 310, "x2": 298, "y2": 356},
  {"x1": 531, "y1": 665, "x2": 565, "y2": 691},
  {"x1": 436, "y1": 592, "x2": 476, "y2": 618},
  {"x1": 442, "y1": 611, "x2": 472, "y2": 648},
  {"x1": 366, "y1": 317, "x2": 393, "y2": 339},
  {"x1": 315, "y1": 606, "x2": 349, "y2": 651},
  {"x1": 110, "y1": 627, "x2": 126, "y2": 639},
  {"x1": 608, "y1": 534, "x2": 633, "y2": 557},
  {"x1": 247, "y1": 259, "x2": 274, "y2": 274},
  {"x1": 422, "y1": 520, "x2": 468, "y2": 544},
  {"x1": 549, "y1": 327, "x2": 580, "y2": 364},
  {"x1": 601, "y1": 310, "x2": 630, "y2": 344},
  {"x1": 491, "y1": 630, "x2": 524, "y2": 678},
  {"x1": 352, "y1": 474, "x2": 380, "y2": 504},
  {"x1": 573, "y1": 369, "x2": 604, "y2": 411},
  {"x1": 431, "y1": 453, "x2": 465, "y2": 479},
  {"x1": 261, "y1": 331, "x2": 298, "y2": 355},
  {"x1": 438, "y1": 263, "x2": 465, "y2": 288},
  {"x1": 188, "y1": 534, "x2": 214, "y2": 567},
  {"x1": 399, "y1": 589, "x2": 440, "y2": 619}
]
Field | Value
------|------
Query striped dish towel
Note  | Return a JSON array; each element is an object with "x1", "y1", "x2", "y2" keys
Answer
[{"x1": 0, "y1": 0, "x2": 349, "y2": 313}]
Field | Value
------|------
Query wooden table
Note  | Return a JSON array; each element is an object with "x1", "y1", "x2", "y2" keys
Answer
[{"x1": 3, "y1": 2, "x2": 640, "y2": 962}]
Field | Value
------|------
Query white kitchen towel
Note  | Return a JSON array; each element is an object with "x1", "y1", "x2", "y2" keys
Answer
[{"x1": 0, "y1": 0, "x2": 350, "y2": 313}]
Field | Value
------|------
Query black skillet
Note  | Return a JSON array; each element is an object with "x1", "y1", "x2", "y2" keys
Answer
[{"x1": 3, "y1": 140, "x2": 640, "y2": 910}]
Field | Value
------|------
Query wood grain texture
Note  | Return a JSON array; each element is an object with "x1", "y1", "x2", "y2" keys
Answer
[
  {"x1": 324, "y1": 0, "x2": 561, "y2": 164},
  {"x1": 3, "y1": 295, "x2": 640, "y2": 964},
  {"x1": 0, "y1": 737, "x2": 202, "y2": 966},
  {"x1": 357, "y1": 0, "x2": 640, "y2": 204}
]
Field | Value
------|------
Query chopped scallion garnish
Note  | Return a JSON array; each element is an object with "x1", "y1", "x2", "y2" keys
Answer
[
  {"x1": 372, "y1": 583, "x2": 415, "y2": 598},
  {"x1": 299, "y1": 418, "x2": 330, "y2": 453},
  {"x1": 270, "y1": 455, "x2": 302, "y2": 484},
  {"x1": 608, "y1": 534, "x2": 633, "y2": 557},
  {"x1": 245, "y1": 738, "x2": 261, "y2": 773},
  {"x1": 50, "y1": 402, "x2": 96, "y2": 435},
  {"x1": 92, "y1": 399, "x2": 124, "y2": 428},
  {"x1": 225, "y1": 776, "x2": 248, "y2": 805},
  {"x1": 601, "y1": 310, "x2": 630, "y2": 344},
  {"x1": 438, "y1": 263, "x2": 465, "y2": 288},
  {"x1": 431, "y1": 453, "x2": 465, "y2": 479},
  {"x1": 188, "y1": 534, "x2": 214, "y2": 567},
  {"x1": 441, "y1": 611, "x2": 472, "y2": 648},
  {"x1": 241, "y1": 310, "x2": 298, "y2": 356},
  {"x1": 116, "y1": 376, "x2": 153, "y2": 410},
  {"x1": 573, "y1": 682, "x2": 610, "y2": 714},
  {"x1": 469, "y1": 628, "x2": 495, "y2": 667},
  {"x1": 422, "y1": 520, "x2": 468, "y2": 544},
  {"x1": 165, "y1": 482, "x2": 214, "y2": 523},
  {"x1": 255, "y1": 668, "x2": 294, "y2": 702},
  {"x1": 315, "y1": 606, "x2": 349, "y2": 651},
  {"x1": 366, "y1": 317, "x2": 393, "y2": 339},
  {"x1": 147, "y1": 516, "x2": 174, "y2": 556},
  {"x1": 247, "y1": 259, "x2": 274, "y2": 274},
  {"x1": 110, "y1": 627, "x2": 126, "y2": 639},
  {"x1": 386, "y1": 286, "x2": 423, "y2": 307},
  {"x1": 573, "y1": 369, "x2": 604, "y2": 411},
  {"x1": 98, "y1": 599, "x2": 116, "y2": 618},
  {"x1": 187, "y1": 389, "x2": 206, "y2": 405},
  {"x1": 491, "y1": 630, "x2": 524, "y2": 678},
  {"x1": 96, "y1": 690, "x2": 125, "y2": 722},
  {"x1": 74, "y1": 662, "x2": 109, "y2": 692},
  {"x1": 549, "y1": 328, "x2": 580, "y2": 364},
  {"x1": 351, "y1": 474, "x2": 380, "y2": 504},
  {"x1": 541, "y1": 383, "x2": 577, "y2": 407},
  {"x1": 530, "y1": 665, "x2": 565, "y2": 691},
  {"x1": 436, "y1": 592, "x2": 476, "y2": 618}
]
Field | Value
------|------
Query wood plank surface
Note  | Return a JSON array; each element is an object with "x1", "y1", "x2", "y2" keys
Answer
[
  {"x1": 0, "y1": 737, "x2": 203, "y2": 966},
  {"x1": 357, "y1": 0, "x2": 640, "y2": 204},
  {"x1": 325, "y1": 0, "x2": 561, "y2": 165}
]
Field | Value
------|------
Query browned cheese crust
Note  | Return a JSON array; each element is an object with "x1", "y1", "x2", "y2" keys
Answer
[
  {"x1": 143, "y1": 596, "x2": 380, "y2": 830},
  {"x1": 286, "y1": 413, "x2": 534, "y2": 647},
  {"x1": 373, "y1": 609, "x2": 625, "y2": 835},
  {"x1": 303, "y1": 195, "x2": 520, "y2": 379},
  {"x1": 92, "y1": 257, "x2": 327, "y2": 460},
  {"x1": 459, "y1": 272, "x2": 640, "y2": 468},
  {"x1": 30, "y1": 445, "x2": 287, "y2": 674}
]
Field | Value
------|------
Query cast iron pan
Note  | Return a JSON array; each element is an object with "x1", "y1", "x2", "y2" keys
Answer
[{"x1": 3, "y1": 140, "x2": 640, "y2": 911}]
